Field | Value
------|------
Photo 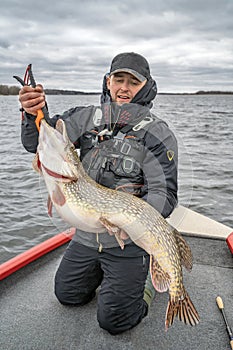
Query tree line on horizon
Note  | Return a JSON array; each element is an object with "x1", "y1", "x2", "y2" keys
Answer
[
  {"x1": 1, "y1": 84, "x2": 233, "y2": 96},
  {"x1": 0, "y1": 84, "x2": 99, "y2": 96},
  {"x1": 0, "y1": 85, "x2": 20, "y2": 95}
]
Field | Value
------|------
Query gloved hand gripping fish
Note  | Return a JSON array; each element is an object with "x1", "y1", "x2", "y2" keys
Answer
[{"x1": 33, "y1": 119, "x2": 200, "y2": 331}]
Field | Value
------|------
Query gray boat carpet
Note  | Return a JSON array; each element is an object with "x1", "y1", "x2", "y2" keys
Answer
[{"x1": 1, "y1": 236, "x2": 232, "y2": 350}]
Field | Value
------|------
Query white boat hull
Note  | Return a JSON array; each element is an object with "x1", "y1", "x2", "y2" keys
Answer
[{"x1": 167, "y1": 205, "x2": 232, "y2": 239}]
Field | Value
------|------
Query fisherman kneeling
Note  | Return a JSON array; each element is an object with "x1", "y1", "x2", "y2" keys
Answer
[{"x1": 19, "y1": 52, "x2": 178, "y2": 334}]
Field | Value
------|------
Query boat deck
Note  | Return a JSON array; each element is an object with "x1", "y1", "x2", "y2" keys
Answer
[{"x1": 1, "y1": 235, "x2": 232, "y2": 350}]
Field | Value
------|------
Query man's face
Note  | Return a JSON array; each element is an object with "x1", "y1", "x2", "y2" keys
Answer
[{"x1": 106, "y1": 72, "x2": 147, "y2": 104}]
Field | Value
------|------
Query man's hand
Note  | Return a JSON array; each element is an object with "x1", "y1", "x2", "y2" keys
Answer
[
  {"x1": 118, "y1": 230, "x2": 129, "y2": 240},
  {"x1": 19, "y1": 84, "x2": 45, "y2": 116}
]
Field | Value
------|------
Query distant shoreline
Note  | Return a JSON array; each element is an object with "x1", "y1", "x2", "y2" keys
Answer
[
  {"x1": 0, "y1": 85, "x2": 233, "y2": 96},
  {"x1": 159, "y1": 91, "x2": 233, "y2": 95},
  {"x1": 44, "y1": 89, "x2": 100, "y2": 95}
]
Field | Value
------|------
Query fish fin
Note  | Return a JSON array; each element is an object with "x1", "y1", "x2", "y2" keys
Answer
[
  {"x1": 32, "y1": 153, "x2": 42, "y2": 174},
  {"x1": 173, "y1": 229, "x2": 193, "y2": 271},
  {"x1": 99, "y1": 217, "x2": 120, "y2": 234},
  {"x1": 114, "y1": 233, "x2": 125, "y2": 250},
  {"x1": 99, "y1": 217, "x2": 125, "y2": 249},
  {"x1": 47, "y1": 195, "x2": 53, "y2": 217},
  {"x1": 150, "y1": 255, "x2": 171, "y2": 293},
  {"x1": 51, "y1": 184, "x2": 66, "y2": 206},
  {"x1": 165, "y1": 291, "x2": 200, "y2": 331}
]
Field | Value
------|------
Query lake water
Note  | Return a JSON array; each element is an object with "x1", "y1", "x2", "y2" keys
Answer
[{"x1": 0, "y1": 94, "x2": 233, "y2": 263}]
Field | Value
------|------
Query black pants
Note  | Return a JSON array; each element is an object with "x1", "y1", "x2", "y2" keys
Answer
[{"x1": 54, "y1": 240, "x2": 150, "y2": 335}]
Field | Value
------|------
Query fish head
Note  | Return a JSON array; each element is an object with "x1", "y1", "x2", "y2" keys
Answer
[{"x1": 36, "y1": 119, "x2": 80, "y2": 182}]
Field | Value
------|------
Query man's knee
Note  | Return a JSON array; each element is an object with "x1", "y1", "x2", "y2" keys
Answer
[
  {"x1": 54, "y1": 274, "x2": 95, "y2": 306},
  {"x1": 97, "y1": 306, "x2": 124, "y2": 335},
  {"x1": 97, "y1": 303, "x2": 147, "y2": 335}
]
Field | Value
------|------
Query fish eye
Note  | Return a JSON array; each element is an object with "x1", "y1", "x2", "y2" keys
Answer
[{"x1": 70, "y1": 144, "x2": 75, "y2": 150}]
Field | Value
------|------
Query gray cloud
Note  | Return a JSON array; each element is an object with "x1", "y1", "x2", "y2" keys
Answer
[{"x1": 0, "y1": 0, "x2": 232, "y2": 92}]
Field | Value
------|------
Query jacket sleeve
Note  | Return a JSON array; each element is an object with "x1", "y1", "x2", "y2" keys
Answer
[
  {"x1": 141, "y1": 121, "x2": 178, "y2": 218},
  {"x1": 21, "y1": 113, "x2": 39, "y2": 153},
  {"x1": 21, "y1": 105, "x2": 55, "y2": 153},
  {"x1": 21, "y1": 104, "x2": 96, "y2": 153}
]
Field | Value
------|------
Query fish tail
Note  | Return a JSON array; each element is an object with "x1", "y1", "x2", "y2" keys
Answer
[{"x1": 165, "y1": 291, "x2": 200, "y2": 331}]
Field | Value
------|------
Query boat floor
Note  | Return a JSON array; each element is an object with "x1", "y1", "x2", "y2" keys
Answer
[{"x1": 1, "y1": 235, "x2": 232, "y2": 350}]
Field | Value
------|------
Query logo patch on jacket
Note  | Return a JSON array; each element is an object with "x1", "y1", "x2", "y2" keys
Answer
[{"x1": 167, "y1": 150, "x2": 175, "y2": 161}]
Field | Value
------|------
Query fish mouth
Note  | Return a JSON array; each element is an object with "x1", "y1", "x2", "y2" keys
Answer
[
  {"x1": 40, "y1": 119, "x2": 69, "y2": 145},
  {"x1": 38, "y1": 119, "x2": 78, "y2": 182},
  {"x1": 41, "y1": 163, "x2": 76, "y2": 182},
  {"x1": 36, "y1": 153, "x2": 76, "y2": 182}
]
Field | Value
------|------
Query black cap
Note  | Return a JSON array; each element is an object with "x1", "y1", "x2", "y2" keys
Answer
[{"x1": 109, "y1": 52, "x2": 150, "y2": 82}]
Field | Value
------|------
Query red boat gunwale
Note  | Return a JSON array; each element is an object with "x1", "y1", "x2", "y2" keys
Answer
[{"x1": 0, "y1": 228, "x2": 75, "y2": 280}]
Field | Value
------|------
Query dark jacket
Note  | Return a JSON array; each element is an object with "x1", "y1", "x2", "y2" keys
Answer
[{"x1": 21, "y1": 78, "x2": 178, "y2": 250}]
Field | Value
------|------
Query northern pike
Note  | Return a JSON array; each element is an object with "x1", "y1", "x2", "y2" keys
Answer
[{"x1": 33, "y1": 118, "x2": 200, "y2": 331}]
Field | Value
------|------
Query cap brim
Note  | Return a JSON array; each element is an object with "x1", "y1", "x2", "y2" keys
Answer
[{"x1": 110, "y1": 68, "x2": 147, "y2": 82}]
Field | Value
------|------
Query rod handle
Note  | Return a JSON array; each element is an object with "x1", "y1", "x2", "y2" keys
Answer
[
  {"x1": 35, "y1": 109, "x2": 44, "y2": 131},
  {"x1": 230, "y1": 339, "x2": 233, "y2": 350},
  {"x1": 216, "y1": 296, "x2": 224, "y2": 310}
]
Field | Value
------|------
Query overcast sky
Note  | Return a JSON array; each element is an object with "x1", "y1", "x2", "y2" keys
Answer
[{"x1": 1, "y1": 0, "x2": 233, "y2": 93}]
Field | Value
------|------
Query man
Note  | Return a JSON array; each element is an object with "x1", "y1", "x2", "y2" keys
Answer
[{"x1": 19, "y1": 52, "x2": 178, "y2": 334}]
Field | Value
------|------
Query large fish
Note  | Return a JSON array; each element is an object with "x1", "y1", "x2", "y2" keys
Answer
[{"x1": 33, "y1": 118, "x2": 200, "y2": 330}]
